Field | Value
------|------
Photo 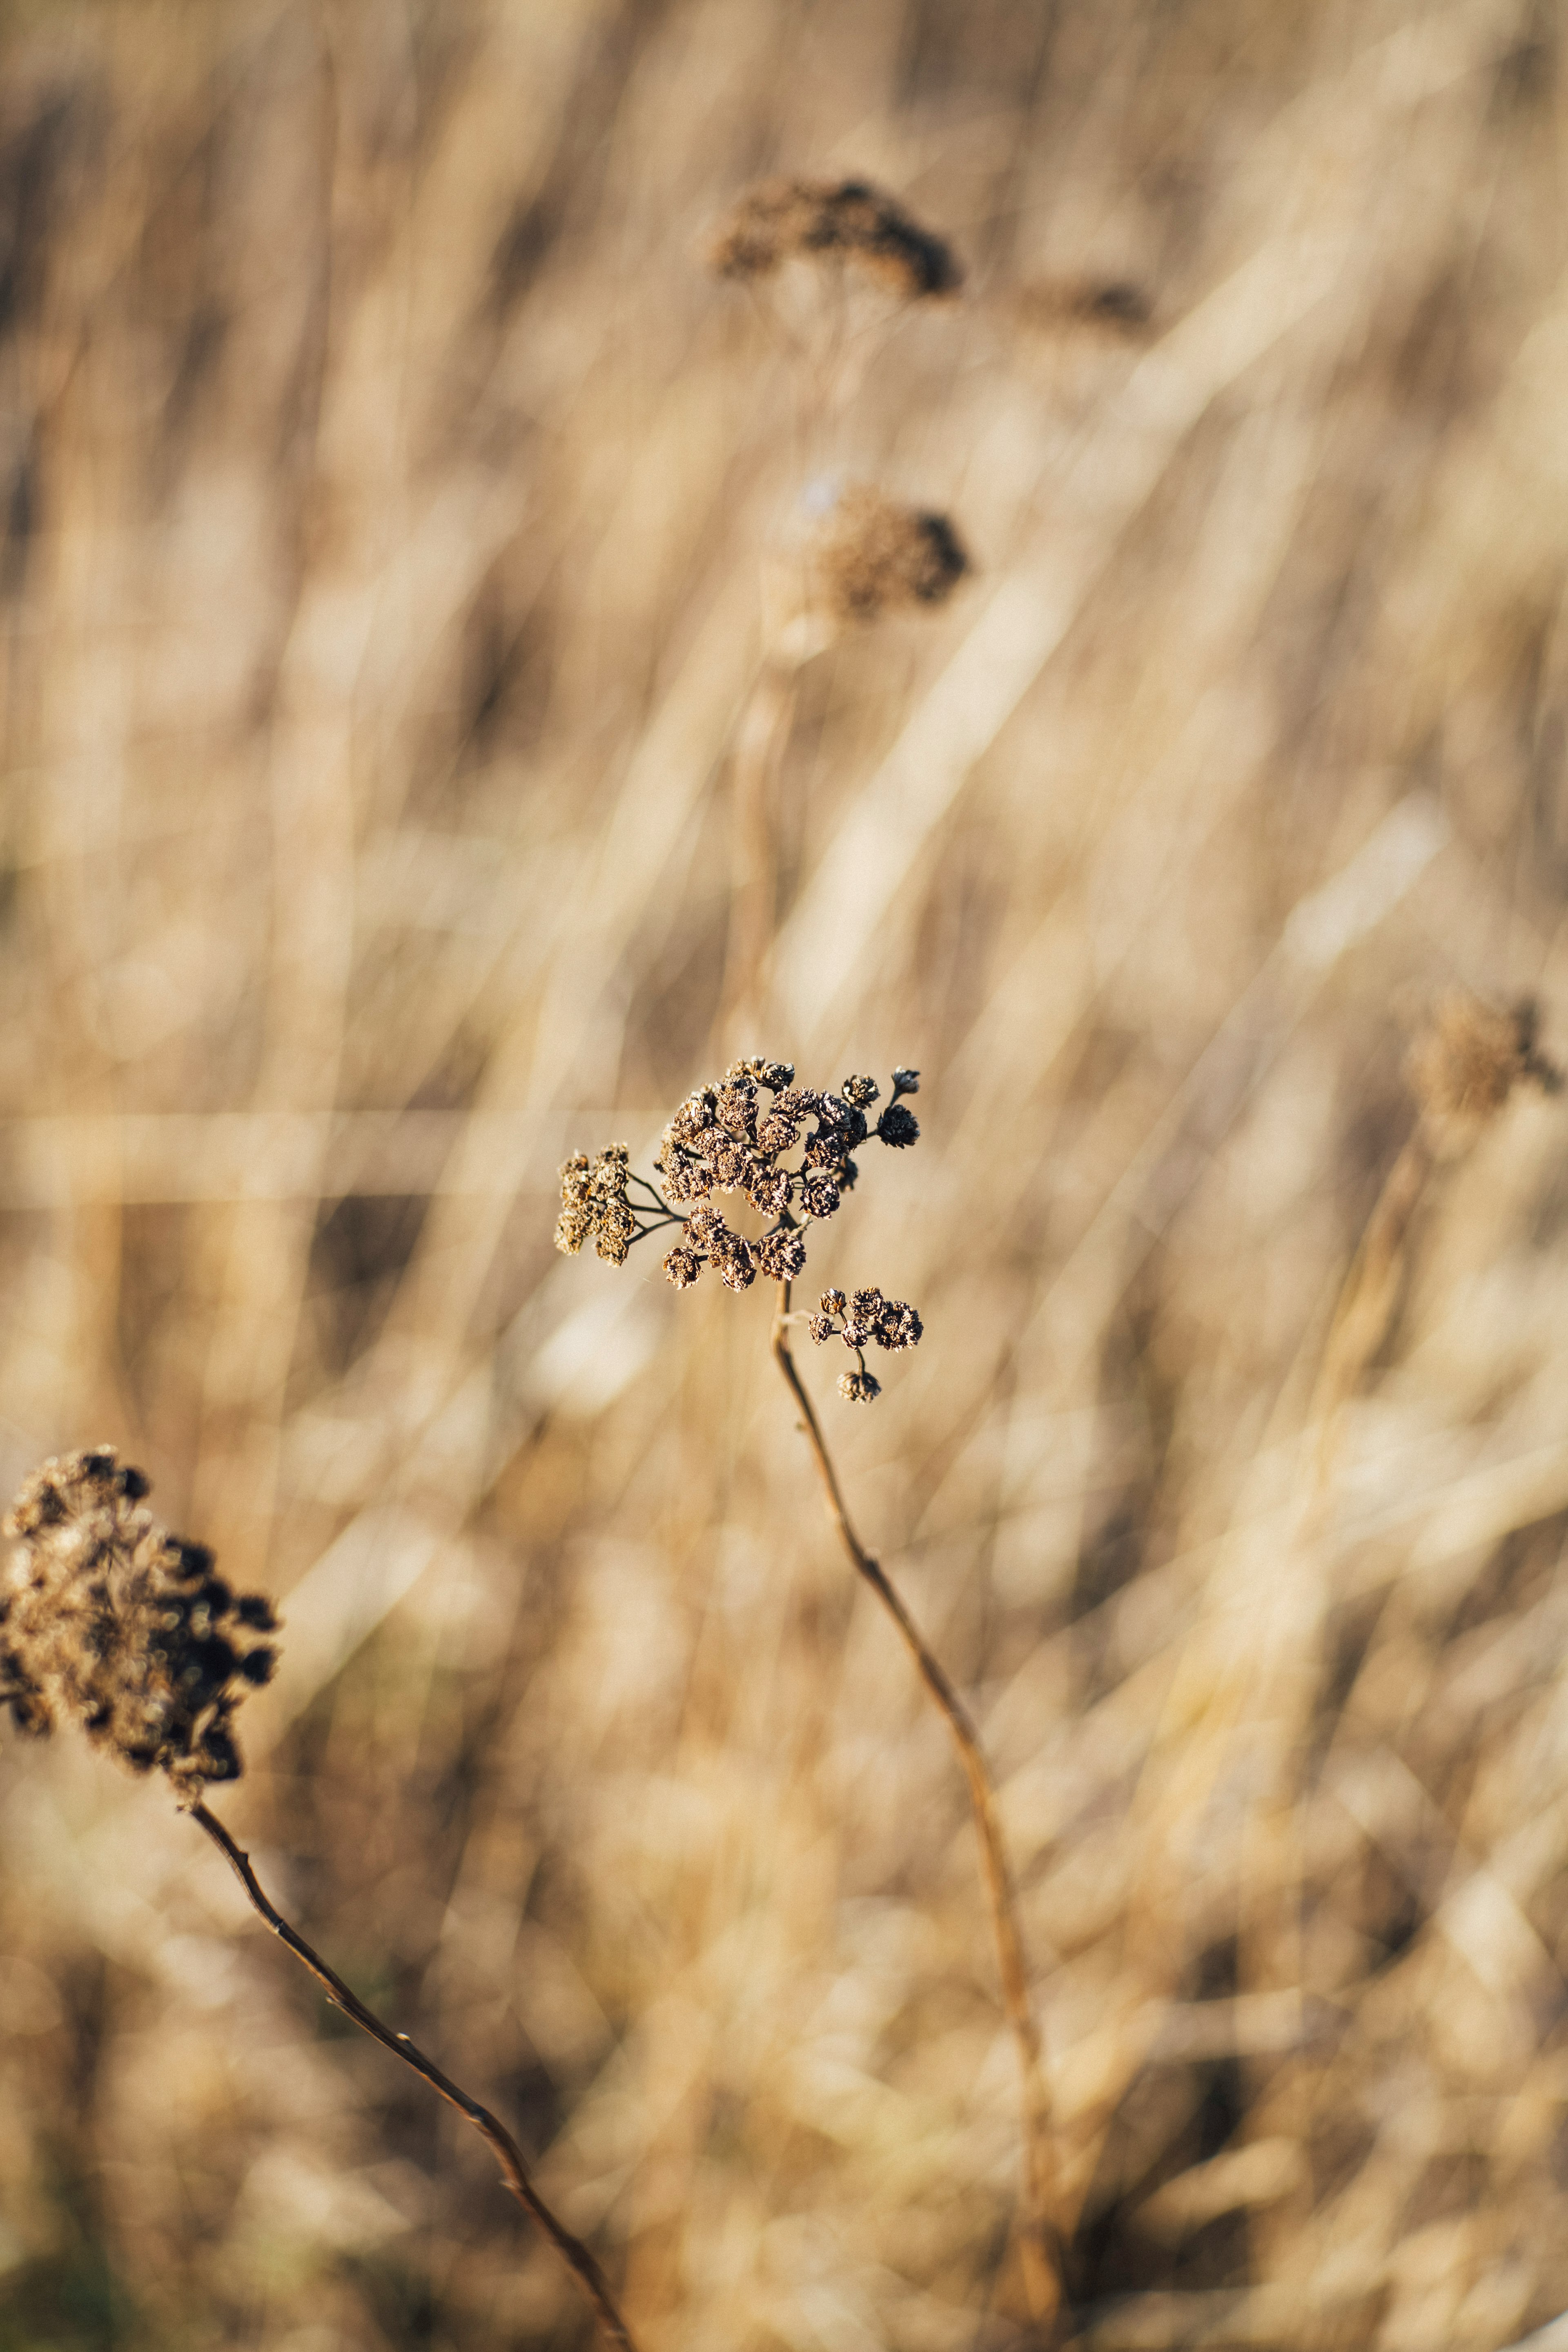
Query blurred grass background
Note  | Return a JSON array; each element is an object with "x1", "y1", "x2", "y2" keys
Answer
[{"x1": 3, "y1": 0, "x2": 1568, "y2": 2345}]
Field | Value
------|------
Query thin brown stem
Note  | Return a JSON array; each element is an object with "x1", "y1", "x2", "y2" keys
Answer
[
  {"x1": 770, "y1": 1285, "x2": 1063, "y2": 2332},
  {"x1": 190, "y1": 1802, "x2": 639, "y2": 2352}
]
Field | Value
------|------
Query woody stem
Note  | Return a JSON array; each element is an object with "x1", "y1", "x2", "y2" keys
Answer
[
  {"x1": 769, "y1": 1283, "x2": 1064, "y2": 2333},
  {"x1": 189, "y1": 1802, "x2": 640, "y2": 2352}
]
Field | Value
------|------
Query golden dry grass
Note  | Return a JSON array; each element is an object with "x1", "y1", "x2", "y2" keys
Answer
[{"x1": 3, "y1": 1, "x2": 1568, "y2": 2346}]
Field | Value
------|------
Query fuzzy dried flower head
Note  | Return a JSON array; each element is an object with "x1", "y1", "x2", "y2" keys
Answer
[
  {"x1": 706, "y1": 175, "x2": 962, "y2": 301},
  {"x1": 1406, "y1": 991, "x2": 1559, "y2": 1157},
  {"x1": 763, "y1": 490, "x2": 969, "y2": 665},
  {"x1": 1, "y1": 1449, "x2": 278, "y2": 1802}
]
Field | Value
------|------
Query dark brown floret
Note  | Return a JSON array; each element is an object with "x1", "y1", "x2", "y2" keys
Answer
[
  {"x1": 747, "y1": 1167, "x2": 792, "y2": 1218},
  {"x1": 800, "y1": 1170, "x2": 841, "y2": 1220},
  {"x1": 877, "y1": 1103, "x2": 919, "y2": 1147},
  {"x1": 664, "y1": 1245, "x2": 702, "y2": 1290},
  {"x1": 820, "y1": 1289, "x2": 847, "y2": 1319},
  {"x1": 715, "y1": 1081, "x2": 758, "y2": 1138},
  {"x1": 842, "y1": 1075, "x2": 879, "y2": 1108},
  {"x1": 757, "y1": 1229, "x2": 808, "y2": 1280},
  {"x1": 808, "y1": 1312, "x2": 837, "y2": 1344},
  {"x1": 838, "y1": 1370, "x2": 882, "y2": 1404},
  {"x1": 713, "y1": 1234, "x2": 757, "y2": 1292},
  {"x1": 687, "y1": 1203, "x2": 731, "y2": 1253},
  {"x1": 1, "y1": 1450, "x2": 279, "y2": 1803}
]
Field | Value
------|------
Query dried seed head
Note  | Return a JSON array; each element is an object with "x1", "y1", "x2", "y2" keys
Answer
[
  {"x1": 706, "y1": 176, "x2": 962, "y2": 301},
  {"x1": 1406, "y1": 991, "x2": 1558, "y2": 1157},
  {"x1": 838, "y1": 1370, "x2": 882, "y2": 1404},
  {"x1": 877, "y1": 1103, "x2": 920, "y2": 1148},
  {"x1": 808, "y1": 486, "x2": 969, "y2": 627},
  {"x1": 891, "y1": 1067, "x2": 920, "y2": 1094},
  {"x1": 563, "y1": 1059, "x2": 923, "y2": 1398},
  {"x1": 664, "y1": 1244, "x2": 702, "y2": 1290},
  {"x1": 757, "y1": 1228, "x2": 808, "y2": 1280},
  {"x1": 1, "y1": 1450, "x2": 279, "y2": 1804}
]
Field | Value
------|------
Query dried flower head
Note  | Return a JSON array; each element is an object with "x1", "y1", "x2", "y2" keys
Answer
[
  {"x1": 806, "y1": 485, "x2": 969, "y2": 627},
  {"x1": 706, "y1": 176, "x2": 962, "y2": 301},
  {"x1": 555, "y1": 1144, "x2": 639, "y2": 1265},
  {"x1": 558, "y1": 1059, "x2": 924, "y2": 1400},
  {"x1": 1406, "y1": 991, "x2": 1559, "y2": 1157},
  {"x1": 764, "y1": 488, "x2": 969, "y2": 664},
  {"x1": 1, "y1": 1450, "x2": 278, "y2": 1802}
]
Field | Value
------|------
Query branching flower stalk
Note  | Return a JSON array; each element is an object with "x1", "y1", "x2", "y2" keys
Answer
[
  {"x1": 557, "y1": 1062, "x2": 1063, "y2": 2328},
  {"x1": 0, "y1": 1449, "x2": 641, "y2": 2352}
]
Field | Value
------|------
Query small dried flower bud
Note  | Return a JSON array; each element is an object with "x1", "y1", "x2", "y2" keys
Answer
[
  {"x1": 820, "y1": 1289, "x2": 847, "y2": 1319},
  {"x1": 837, "y1": 1370, "x2": 882, "y2": 1404},
  {"x1": 662, "y1": 1153, "x2": 713, "y2": 1204},
  {"x1": 804, "y1": 1132, "x2": 844, "y2": 1170},
  {"x1": 757, "y1": 1111, "x2": 800, "y2": 1155},
  {"x1": 747, "y1": 1167, "x2": 792, "y2": 1217},
  {"x1": 715, "y1": 1236, "x2": 757, "y2": 1292},
  {"x1": 715, "y1": 1081, "x2": 757, "y2": 1138},
  {"x1": 800, "y1": 1170, "x2": 841, "y2": 1220},
  {"x1": 554, "y1": 1154, "x2": 595, "y2": 1254},
  {"x1": 808, "y1": 1312, "x2": 837, "y2": 1344},
  {"x1": 1, "y1": 1450, "x2": 279, "y2": 1802},
  {"x1": 757, "y1": 1228, "x2": 808, "y2": 1280},
  {"x1": 688, "y1": 1203, "x2": 730, "y2": 1253},
  {"x1": 663, "y1": 1244, "x2": 702, "y2": 1289},
  {"x1": 710, "y1": 1136, "x2": 753, "y2": 1191},
  {"x1": 875, "y1": 1298, "x2": 923, "y2": 1352},
  {"x1": 877, "y1": 1104, "x2": 919, "y2": 1148},
  {"x1": 757, "y1": 1060, "x2": 795, "y2": 1090},
  {"x1": 891, "y1": 1067, "x2": 919, "y2": 1095},
  {"x1": 841, "y1": 1075, "x2": 879, "y2": 1108},
  {"x1": 555, "y1": 1206, "x2": 590, "y2": 1255}
]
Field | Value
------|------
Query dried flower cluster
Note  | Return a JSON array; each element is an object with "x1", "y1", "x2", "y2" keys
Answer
[
  {"x1": 0, "y1": 1449, "x2": 278, "y2": 1801},
  {"x1": 808, "y1": 1285, "x2": 924, "y2": 1403},
  {"x1": 556, "y1": 1061, "x2": 924, "y2": 1399},
  {"x1": 1406, "y1": 990, "x2": 1559, "y2": 1157},
  {"x1": 803, "y1": 486, "x2": 969, "y2": 627},
  {"x1": 707, "y1": 176, "x2": 962, "y2": 300}
]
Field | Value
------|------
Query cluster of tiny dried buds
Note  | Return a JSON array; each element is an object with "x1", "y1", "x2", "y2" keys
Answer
[
  {"x1": 808, "y1": 1285, "x2": 924, "y2": 1403},
  {"x1": 0, "y1": 1448, "x2": 278, "y2": 1802},
  {"x1": 1406, "y1": 990, "x2": 1560, "y2": 1158},
  {"x1": 555, "y1": 1061, "x2": 923, "y2": 1400},
  {"x1": 706, "y1": 176, "x2": 962, "y2": 301}
]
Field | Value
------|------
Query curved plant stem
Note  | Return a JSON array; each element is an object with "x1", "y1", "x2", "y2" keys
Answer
[
  {"x1": 770, "y1": 1285, "x2": 1063, "y2": 2332},
  {"x1": 190, "y1": 1802, "x2": 640, "y2": 2352}
]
